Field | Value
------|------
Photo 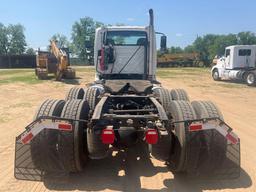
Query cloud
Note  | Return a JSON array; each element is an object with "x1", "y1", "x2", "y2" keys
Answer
[
  {"x1": 175, "y1": 33, "x2": 183, "y2": 37},
  {"x1": 127, "y1": 18, "x2": 135, "y2": 22}
]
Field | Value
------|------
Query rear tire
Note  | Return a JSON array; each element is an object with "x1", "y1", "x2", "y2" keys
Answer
[
  {"x1": 170, "y1": 89, "x2": 189, "y2": 101},
  {"x1": 65, "y1": 87, "x2": 86, "y2": 100},
  {"x1": 246, "y1": 72, "x2": 256, "y2": 86},
  {"x1": 58, "y1": 100, "x2": 90, "y2": 172},
  {"x1": 84, "y1": 87, "x2": 102, "y2": 110},
  {"x1": 153, "y1": 88, "x2": 172, "y2": 111},
  {"x1": 167, "y1": 100, "x2": 197, "y2": 172},
  {"x1": 31, "y1": 99, "x2": 65, "y2": 171}
]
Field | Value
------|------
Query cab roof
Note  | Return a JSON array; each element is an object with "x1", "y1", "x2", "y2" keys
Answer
[
  {"x1": 226, "y1": 45, "x2": 256, "y2": 49},
  {"x1": 98, "y1": 26, "x2": 148, "y2": 32}
]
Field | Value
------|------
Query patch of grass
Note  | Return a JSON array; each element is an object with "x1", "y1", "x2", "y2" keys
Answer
[
  {"x1": 75, "y1": 67, "x2": 95, "y2": 73},
  {"x1": 157, "y1": 67, "x2": 210, "y2": 79},
  {"x1": 0, "y1": 69, "x2": 42, "y2": 85},
  {"x1": 156, "y1": 70, "x2": 179, "y2": 78},
  {"x1": 0, "y1": 69, "x2": 33, "y2": 76},
  {"x1": 0, "y1": 74, "x2": 41, "y2": 84}
]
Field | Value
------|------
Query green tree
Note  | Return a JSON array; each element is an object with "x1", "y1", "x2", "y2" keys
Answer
[
  {"x1": 7, "y1": 24, "x2": 26, "y2": 54},
  {"x1": 71, "y1": 17, "x2": 104, "y2": 62},
  {"x1": 237, "y1": 31, "x2": 256, "y2": 45},
  {"x1": 184, "y1": 45, "x2": 195, "y2": 53},
  {"x1": 168, "y1": 46, "x2": 183, "y2": 54},
  {"x1": 0, "y1": 23, "x2": 8, "y2": 54},
  {"x1": 209, "y1": 34, "x2": 237, "y2": 58},
  {"x1": 26, "y1": 47, "x2": 36, "y2": 55},
  {"x1": 193, "y1": 34, "x2": 218, "y2": 64},
  {"x1": 51, "y1": 33, "x2": 70, "y2": 47}
]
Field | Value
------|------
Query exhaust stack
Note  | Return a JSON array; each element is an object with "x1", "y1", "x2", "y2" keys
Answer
[{"x1": 149, "y1": 9, "x2": 154, "y2": 28}]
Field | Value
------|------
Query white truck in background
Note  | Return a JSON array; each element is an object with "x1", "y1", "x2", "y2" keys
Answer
[{"x1": 211, "y1": 45, "x2": 256, "y2": 86}]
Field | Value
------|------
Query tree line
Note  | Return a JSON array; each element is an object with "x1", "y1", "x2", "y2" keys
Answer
[
  {"x1": 168, "y1": 32, "x2": 256, "y2": 64},
  {"x1": 1, "y1": 18, "x2": 256, "y2": 65},
  {"x1": 0, "y1": 23, "x2": 27, "y2": 55}
]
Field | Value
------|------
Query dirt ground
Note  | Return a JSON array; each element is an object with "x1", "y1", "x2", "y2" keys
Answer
[{"x1": 0, "y1": 67, "x2": 255, "y2": 192}]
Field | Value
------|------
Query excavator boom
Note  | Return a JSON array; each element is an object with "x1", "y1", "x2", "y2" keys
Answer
[{"x1": 35, "y1": 40, "x2": 75, "y2": 80}]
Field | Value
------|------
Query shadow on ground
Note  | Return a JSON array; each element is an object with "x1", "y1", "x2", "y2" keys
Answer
[
  {"x1": 217, "y1": 79, "x2": 253, "y2": 87},
  {"x1": 163, "y1": 168, "x2": 252, "y2": 192},
  {"x1": 61, "y1": 77, "x2": 81, "y2": 85},
  {"x1": 44, "y1": 146, "x2": 252, "y2": 192},
  {"x1": 40, "y1": 75, "x2": 81, "y2": 85}
]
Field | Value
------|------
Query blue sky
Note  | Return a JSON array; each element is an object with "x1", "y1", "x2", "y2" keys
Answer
[{"x1": 1, "y1": 0, "x2": 256, "y2": 49}]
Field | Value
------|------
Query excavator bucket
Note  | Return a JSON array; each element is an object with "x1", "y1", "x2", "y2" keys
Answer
[{"x1": 184, "y1": 118, "x2": 240, "y2": 179}]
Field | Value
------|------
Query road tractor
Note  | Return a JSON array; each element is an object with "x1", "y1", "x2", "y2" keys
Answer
[
  {"x1": 211, "y1": 45, "x2": 256, "y2": 86},
  {"x1": 15, "y1": 9, "x2": 240, "y2": 181}
]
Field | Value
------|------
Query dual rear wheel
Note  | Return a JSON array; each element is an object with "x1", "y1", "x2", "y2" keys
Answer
[
  {"x1": 167, "y1": 100, "x2": 226, "y2": 174},
  {"x1": 31, "y1": 85, "x2": 102, "y2": 173},
  {"x1": 31, "y1": 99, "x2": 90, "y2": 173}
]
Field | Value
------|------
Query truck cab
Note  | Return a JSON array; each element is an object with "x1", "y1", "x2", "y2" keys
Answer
[
  {"x1": 211, "y1": 45, "x2": 256, "y2": 86},
  {"x1": 94, "y1": 26, "x2": 157, "y2": 80},
  {"x1": 93, "y1": 11, "x2": 167, "y2": 82}
]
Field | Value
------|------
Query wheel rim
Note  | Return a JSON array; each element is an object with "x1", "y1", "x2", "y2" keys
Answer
[
  {"x1": 213, "y1": 71, "x2": 219, "y2": 79},
  {"x1": 247, "y1": 74, "x2": 255, "y2": 84}
]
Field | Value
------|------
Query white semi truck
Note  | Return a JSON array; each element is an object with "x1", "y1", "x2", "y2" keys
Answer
[
  {"x1": 14, "y1": 9, "x2": 240, "y2": 181},
  {"x1": 211, "y1": 45, "x2": 256, "y2": 86}
]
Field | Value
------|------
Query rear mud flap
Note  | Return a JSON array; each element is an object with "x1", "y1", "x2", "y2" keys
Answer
[
  {"x1": 14, "y1": 117, "x2": 76, "y2": 181},
  {"x1": 185, "y1": 122, "x2": 240, "y2": 179},
  {"x1": 15, "y1": 139, "x2": 43, "y2": 181},
  {"x1": 15, "y1": 132, "x2": 73, "y2": 181}
]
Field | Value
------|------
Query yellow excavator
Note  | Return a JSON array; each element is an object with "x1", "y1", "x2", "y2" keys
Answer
[{"x1": 35, "y1": 40, "x2": 75, "y2": 81}]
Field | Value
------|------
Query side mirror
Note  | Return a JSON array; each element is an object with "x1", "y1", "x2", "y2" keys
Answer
[{"x1": 160, "y1": 35, "x2": 167, "y2": 52}]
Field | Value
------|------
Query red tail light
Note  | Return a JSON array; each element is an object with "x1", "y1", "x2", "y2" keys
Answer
[
  {"x1": 58, "y1": 123, "x2": 72, "y2": 131},
  {"x1": 101, "y1": 127, "x2": 115, "y2": 144},
  {"x1": 145, "y1": 129, "x2": 158, "y2": 144},
  {"x1": 189, "y1": 124, "x2": 202, "y2": 132}
]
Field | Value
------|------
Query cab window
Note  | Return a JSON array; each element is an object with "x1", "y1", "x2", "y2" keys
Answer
[
  {"x1": 105, "y1": 31, "x2": 147, "y2": 46},
  {"x1": 225, "y1": 49, "x2": 230, "y2": 57},
  {"x1": 238, "y1": 49, "x2": 251, "y2": 56}
]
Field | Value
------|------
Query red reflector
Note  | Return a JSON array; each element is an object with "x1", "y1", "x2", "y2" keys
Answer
[
  {"x1": 58, "y1": 123, "x2": 72, "y2": 131},
  {"x1": 21, "y1": 132, "x2": 34, "y2": 144},
  {"x1": 101, "y1": 128, "x2": 115, "y2": 144},
  {"x1": 145, "y1": 129, "x2": 158, "y2": 144},
  {"x1": 226, "y1": 133, "x2": 238, "y2": 145},
  {"x1": 189, "y1": 124, "x2": 203, "y2": 132}
]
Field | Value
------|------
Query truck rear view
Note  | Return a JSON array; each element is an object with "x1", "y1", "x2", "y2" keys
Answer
[{"x1": 15, "y1": 9, "x2": 240, "y2": 182}]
